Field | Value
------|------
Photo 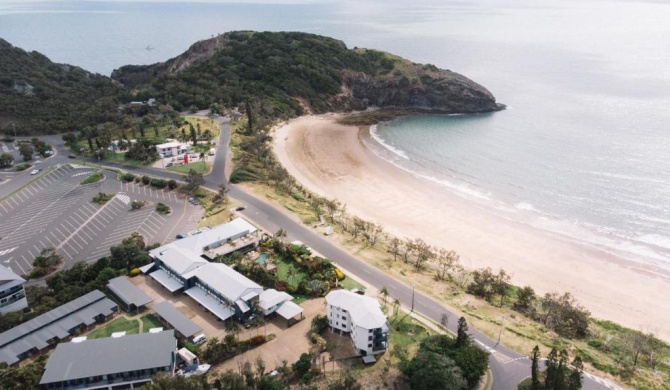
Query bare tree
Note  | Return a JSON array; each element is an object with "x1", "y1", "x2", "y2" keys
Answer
[
  {"x1": 401, "y1": 238, "x2": 415, "y2": 264},
  {"x1": 363, "y1": 222, "x2": 385, "y2": 247},
  {"x1": 387, "y1": 237, "x2": 402, "y2": 262},
  {"x1": 452, "y1": 265, "x2": 472, "y2": 289},
  {"x1": 435, "y1": 249, "x2": 460, "y2": 280},
  {"x1": 412, "y1": 238, "x2": 435, "y2": 270},
  {"x1": 323, "y1": 198, "x2": 341, "y2": 222}
]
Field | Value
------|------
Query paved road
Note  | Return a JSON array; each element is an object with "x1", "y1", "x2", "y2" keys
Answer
[{"x1": 37, "y1": 122, "x2": 619, "y2": 390}]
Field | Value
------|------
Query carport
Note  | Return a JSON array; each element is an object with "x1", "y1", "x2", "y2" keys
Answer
[
  {"x1": 275, "y1": 301, "x2": 304, "y2": 327},
  {"x1": 152, "y1": 301, "x2": 202, "y2": 341},
  {"x1": 106, "y1": 276, "x2": 153, "y2": 314}
]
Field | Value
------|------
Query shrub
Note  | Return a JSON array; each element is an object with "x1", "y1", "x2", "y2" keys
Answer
[
  {"x1": 15, "y1": 163, "x2": 30, "y2": 171},
  {"x1": 155, "y1": 203, "x2": 170, "y2": 214},
  {"x1": 167, "y1": 179, "x2": 177, "y2": 189},
  {"x1": 230, "y1": 166, "x2": 261, "y2": 183},
  {"x1": 92, "y1": 192, "x2": 113, "y2": 205},
  {"x1": 249, "y1": 335, "x2": 266, "y2": 347},
  {"x1": 131, "y1": 200, "x2": 146, "y2": 210},
  {"x1": 129, "y1": 268, "x2": 140, "y2": 277},
  {"x1": 141, "y1": 175, "x2": 150, "y2": 185},
  {"x1": 150, "y1": 178, "x2": 166, "y2": 188},
  {"x1": 134, "y1": 176, "x2": 141, "y2": 183},
  {"x1": 120, "y1": 173, "x2": 136, "y2": 182}
]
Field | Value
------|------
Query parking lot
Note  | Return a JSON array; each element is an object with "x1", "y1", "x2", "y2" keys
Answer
[{"x1": 0, "y1": 164, "x2": 202, "y2": 276}]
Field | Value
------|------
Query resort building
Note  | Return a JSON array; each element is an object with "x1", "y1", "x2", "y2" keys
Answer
[
  {"x1": 0, "y1": 264, "x2": 28, "y2": 315},
  {"x1": 325, "y1": 289, "x2": 389, "y2": 356},
  {"x1": 39, "y1": 330, "x2": 177, "y2": 390},
  {"x1": 143, "y1": 218, "x2": 302, "y2": 324},
  {"x1": 151, "y1": 301, "x2": 202, "y2": 342},
  {"x1": 0, "y1": 290, "x2": 117, "y2": 366},
  {"x1": 155, "y1": 142, "x2": 189, "y2": 158}
]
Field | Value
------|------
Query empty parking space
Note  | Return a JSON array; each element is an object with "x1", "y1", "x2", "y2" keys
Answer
[{"x1": 0, "y1": 165, "x2": 199, "y2": 276}]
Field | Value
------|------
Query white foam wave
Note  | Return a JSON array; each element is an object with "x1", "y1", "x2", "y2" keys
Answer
[
  {"x1": 636, "y1": 234, "x2": 670, "y2": 251},
  {"x1": 369, "y1": 125, "x2": 410, "y2": 160},
  {"x1": 514, "y1": 202, "x2": 536, "y2": 211}
]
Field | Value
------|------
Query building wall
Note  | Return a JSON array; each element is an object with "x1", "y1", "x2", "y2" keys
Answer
[
  {"x1": 0, "y1": 285, "x2": 28, "y2": 314},
  {"x1": 327, "y1": 304, "x2": 351, "y2": 332}
]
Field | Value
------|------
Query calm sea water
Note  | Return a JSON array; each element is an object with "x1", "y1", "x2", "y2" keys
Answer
[{"x1": 1, "y1": 0, "x2": 668, "y2": 269}]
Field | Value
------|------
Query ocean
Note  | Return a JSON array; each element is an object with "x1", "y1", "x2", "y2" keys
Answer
[{"x1": 1, "y1": 0, "x2": 668, "y2": 270}]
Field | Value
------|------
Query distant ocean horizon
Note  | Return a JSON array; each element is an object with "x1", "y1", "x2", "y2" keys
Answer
[{"x1": 1, "y1": 0, "x2": 669, "y2": 271}]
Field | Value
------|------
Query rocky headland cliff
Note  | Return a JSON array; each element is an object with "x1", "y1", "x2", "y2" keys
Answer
[{"x1": 112, "y1": 31, "x2": 502, "y2": 116}]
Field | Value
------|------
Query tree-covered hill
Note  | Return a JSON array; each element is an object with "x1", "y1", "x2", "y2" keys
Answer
[
  {"x1": 112, "y1": 31, "x2": 502, "y2": 118},
  {"x1": 0, "y1": 38, "x2": 123, "y2": 135}
]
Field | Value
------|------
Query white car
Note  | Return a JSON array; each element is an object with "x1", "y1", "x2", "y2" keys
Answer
[{"x1": 30, "y1": 169, "x2": 40, "y2": 175}]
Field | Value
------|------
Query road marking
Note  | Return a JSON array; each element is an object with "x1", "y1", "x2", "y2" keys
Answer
[
  {"x1": 0, "y1": 247, "x2": 17, "y2": 257},
  {"x1": 115, "y1": 194, "x2": 131, "y2": 205},
  {"x1": 55, "y1": 198, "x2": 120, "y2": 253}
]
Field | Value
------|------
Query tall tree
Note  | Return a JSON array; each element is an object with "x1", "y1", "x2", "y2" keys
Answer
[
  {"x1": 246, "y1": 100, "x2": 254, "y2": 133},
  {"x1": 456, "y1": 317, "x2": 470, "y2": 348},
  {"x1": 568, "y1": 355, "x2": 583, "y2": 390},
  {"x1": 189, "y1": 123, "x2": 197, "y2": 146},
  {"x1": 544, "y1": 348, "x2": 559, "y2": 390},
  {"x1": 387, "y1": 237, "x2": 402, "y2": 262},
  {"x1": 530, "y1": 345, "x2": 541, "y2": 390},
  {"x1": 19, "y1": 143, "x2": 34, "y2": 161}
]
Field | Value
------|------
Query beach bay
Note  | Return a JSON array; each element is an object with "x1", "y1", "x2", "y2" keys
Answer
[{"x1": 274, "y1": 115, "x2": 670, "y2": 341}]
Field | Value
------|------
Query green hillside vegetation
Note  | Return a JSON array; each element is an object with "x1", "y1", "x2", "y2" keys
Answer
[
  {"x1": 114, "y1": 31, "x2": 395, "y2": 116},
  {"x1": 0, "y1": 39, "x2": 123, "y2": 135}
]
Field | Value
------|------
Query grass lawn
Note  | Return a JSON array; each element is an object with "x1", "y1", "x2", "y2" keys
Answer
[
  {"x1": 388, "y1": 314, "x2": 430, "y2": 349},
  {"x1": 103, "y1": 152, "x2": 151, "y2": 167},
  {"x1": 167, "y1": 161, "x2": 208, "y2": 174},
  {"x1": 141, "y1": 314, "x2": 163, "y2": 332},
  {"x1": 339, "y1": 275, "x2": 365, "y2": 291},
  {"x1": 274, "y1": 257, "x2": 307, "y2": 287},
  {"x1": 88, "y1": 317, "x2": 140, "y2": 339},
  {"x1": 80, "y1": 172, "x2": 103, "y2": 184}
]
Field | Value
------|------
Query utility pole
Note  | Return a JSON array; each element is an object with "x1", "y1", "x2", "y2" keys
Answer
[
  {"x1": 494, "y1": 316, "x2": 505, "y2": 348},
  {"x1": 12, "y1": 123, "x2": 17, "y2": 138}
]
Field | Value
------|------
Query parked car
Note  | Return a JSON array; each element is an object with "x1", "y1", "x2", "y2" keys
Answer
[
  {"x1": 235, "y1": 206, "x2": 246, "y2": 211},
  {"x1": 166, "y1": 162, "x2": 174, "y2": 167},
  {"x1": 68, "y1": 154, "x2": 76, "y2": 159},
  {"x1": 30, "y1": 169, "x2": 40, "y2": 175},
  {"x1": 192, "y1": 334, "x2": 207, "y2": 345},
  {"x1": 176, "y1": 233, "x2": 186, "y2": 239}
]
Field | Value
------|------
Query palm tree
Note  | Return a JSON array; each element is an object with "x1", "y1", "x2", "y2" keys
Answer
[
  {"x1": 393, "y1": 298, "x2": 401, "y2": 317},
  {"x1": 380, "y1": 286, "x2": 389, "y2": 307}
]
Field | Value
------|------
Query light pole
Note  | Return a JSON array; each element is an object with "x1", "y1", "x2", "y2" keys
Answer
[{"x1": 494, "y1": 316, "x2": 505, "y2": 348}]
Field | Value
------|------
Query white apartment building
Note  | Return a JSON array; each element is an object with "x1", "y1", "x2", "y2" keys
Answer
[
  {"x1": 0, "y1": 265, "x2": 28, "y2": 315},
  {"x1": 325, "y1": 289, "x2": 389, "y2": 355}
]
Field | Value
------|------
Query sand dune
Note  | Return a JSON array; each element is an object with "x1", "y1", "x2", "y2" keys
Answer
[{"x1": 273, "y1": 114, "x2": 670, "y2": 341}]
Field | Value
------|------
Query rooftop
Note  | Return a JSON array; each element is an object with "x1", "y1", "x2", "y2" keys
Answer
[
  {"x1": 171, "y1": 218, "x2": 258, "y2": 255},
  {"x1": 193, "y1": 263, "x2": 261, "y2": 303},
  {"x1": 107, "y1": 276, "x2": 153, "y2": 308},
  {"x1": 326, "y1": 290, "x2": 388, "y2": 330},
  {"x1": 152, "y1": 301, "x2": 202, "y2": 338},
  {"x1": 149, "y1": 246, "x2": 208, "y2": 277},
  {"x1": 0, "y1": 264, "x2": 25, "y2": 291},
  {"x1": 39, "y1": 330, "x2": 176, "y2": 385}
]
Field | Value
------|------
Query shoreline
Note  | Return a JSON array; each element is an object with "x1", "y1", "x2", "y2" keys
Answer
[{"x1": 273, "y1": 114, "x2": 670, "y2": 341}]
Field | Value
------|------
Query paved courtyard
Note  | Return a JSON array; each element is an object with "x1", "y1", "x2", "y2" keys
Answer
[{"x1": 0, "y1": 164, "x2": 202, "y2": 276}]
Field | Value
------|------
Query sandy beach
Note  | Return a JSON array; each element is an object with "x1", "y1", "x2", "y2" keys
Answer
[{"x1": 273, "y1": 115, "x2": 670, "y2": 341}]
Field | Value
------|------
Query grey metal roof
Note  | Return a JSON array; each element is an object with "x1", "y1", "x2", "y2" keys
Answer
[
  {"x1": 275, "y1": 301, "x2": 303, "y2": 320},
  {"x1": 0, "y1": 264, "x2": 25, "y2": 290},
  {"x1": 185, "y1": 287, "x2": 234, "y2": 321},
  {"x1": 150, "y1": 269, "x2": 184, "y2": 292},
  {"x1": 149, "y1": 246, "x2": 208, "y2": 276},
  {"x1": 0, "y1": 290, "x2": 117, "y2": 365},
  {"x1": 171, "y1": 218, "x2": 257, "y2": 255},
  {"x1": 152, "y1": 301, "x2": 202, "y2": 338},
  {"x1": 0, "y1": 290, "x2": 105, "y2": 348},
  {"x1": 107, "y1": 276, "x2": 153, "y2": 308},
  {"x1": 193, "y1": 263, "x2": 261, "y2": 303},
  {"x1": 39, "y1": 330, "x2": 176, "y2": 385}
]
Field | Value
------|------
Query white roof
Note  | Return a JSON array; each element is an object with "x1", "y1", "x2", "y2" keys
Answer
[
  {"x1": 171, "y1": 218, "x2": 257, "y2": 255},
  {"x1": 259, "y1": 289, "x2": 293, "y2": 310},
  {"x1": 0, "y1": 265, "x2": 25, "y2": 291},
  {"x1": 193, "y1": 263, "x2": 261, "y2": 303},
  {"x1": 150, "y1": 246, "x2": 208, "y2": 276},
  {"x1": 155, "y1": 142, "x2": 184, "y2": 149},
  {"x1": 275, "y1": 301, "x2": 303, "y2": 320},
  {"x1": 326, "y1": 290, "x2": 388, "y2": 330}
]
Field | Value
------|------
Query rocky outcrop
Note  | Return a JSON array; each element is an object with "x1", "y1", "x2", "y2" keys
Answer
[{"x1": 111, "y1": 31, "x2": 503, "y2": 115}]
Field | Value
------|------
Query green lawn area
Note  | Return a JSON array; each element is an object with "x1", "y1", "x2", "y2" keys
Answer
[
  {"x1": 167, "y1": 161, "x2": 208, "y2": 174},
  {"x1": 274, "y1": 258, "x2": 307, "y2": 288},
  {"x1": 388, "y1": 314, "x2": 430, "y2": 349},
  {"x1": 87, "y1": 317, "x2": 140, "y2": 339},
  {"x1": 339, "y1": 275, "x2": 365, "y2": 291},
  {"x1": 141, "y1": 314, "x2": 163, "y2": 332},
  {"x1": 80, "y1": 172, "x2": 103, "y2": 184},
  {"x1": 103, "y1": 152, "x2": 151, "y2": 167}
]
